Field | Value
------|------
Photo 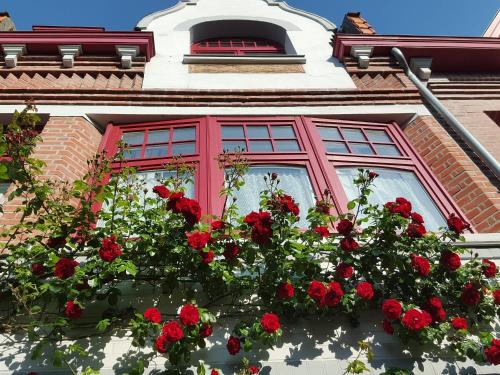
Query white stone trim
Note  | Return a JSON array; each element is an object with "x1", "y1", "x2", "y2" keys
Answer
[
  {"x1": 183, "y1": 54, "x2": 306, "y2": 64},
  {"x1": 1, "y1": 44, "x2": 26, "y2": 68},
  {"x1": 116, "y1": 45, "x2": 140, "y2": 69},
  {"x1": 58, "y1": 45, "x2": 82, "y2": 68},
  {"x1": 264, "y1": 0, "x2": 336, "y2": 31},
  {"x1": 136, "y1": 0, "x2": 199, "y2": 30},
  {"x1": 173, "y1": 15, "x2": 301, "y2": 31},
  {"x1": 350, "y1": 46, "x2": 373, "y2": 69},
  {"x1": 410, "y1": 58, "x2": 433, "y2": 81}
]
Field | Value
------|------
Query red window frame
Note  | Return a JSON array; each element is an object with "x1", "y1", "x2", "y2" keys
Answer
[{"x1": 191, "y1": 37, "x2": 285, "y2": 56}]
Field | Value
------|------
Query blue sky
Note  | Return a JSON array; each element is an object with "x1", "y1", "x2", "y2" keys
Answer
[{"x1": 2, "y1": 0, "x2": 498, "y2": 36}]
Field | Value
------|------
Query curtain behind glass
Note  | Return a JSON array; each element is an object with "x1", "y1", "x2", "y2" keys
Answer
[
  {"x1": 230, "y1": 165, "x2": 315, "y2": 227},
  {"x1": 336, "y1": 167, "x2": 446, "y2": 231}
]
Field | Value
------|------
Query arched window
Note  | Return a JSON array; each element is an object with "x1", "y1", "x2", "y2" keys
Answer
[{"x1": 191, "y1": 37, "x2": 285, "y2": 56}]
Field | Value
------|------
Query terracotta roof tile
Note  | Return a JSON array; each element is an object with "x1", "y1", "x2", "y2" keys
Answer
[{"x1": 339, "y1": 12, "x2": 376, "y2": 35}]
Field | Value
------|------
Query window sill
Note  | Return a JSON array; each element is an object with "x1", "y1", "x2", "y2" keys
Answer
[{"x1": 183, "y1": 54, "x2": 306, "y2": 65}]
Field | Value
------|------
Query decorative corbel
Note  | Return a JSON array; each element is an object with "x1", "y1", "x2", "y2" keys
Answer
[
  {"x1": 2, "y1": 44, "x2": 26, "y2": 68},
  {"x1": 116, "y1": 45, "x2": 139, "y2": 69},
  {"x1": 410, "y1": 58, "x2": 433, "y2": 81},
  {"x1": 350, "y1": 46, "x2": 373, "y2": 69},
  {"x1": 58, "y1": 45, "x2": 82, "y2": 68}
]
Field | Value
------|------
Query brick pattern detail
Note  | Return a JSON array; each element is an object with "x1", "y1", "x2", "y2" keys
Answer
[
  {"x1": 404, "y1": 115, "x2": 500, "y2": 233},
  {"x1": 188, "y1": 64, "x2": 304, "y2": 74},
  {"x1": 352, "y1": 73, "x2": 411, "y2": 90},
  {"x1": 0, "y1": 116, "x2": 103, "y2": 227}
]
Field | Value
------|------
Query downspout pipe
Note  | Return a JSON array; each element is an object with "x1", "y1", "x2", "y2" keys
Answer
[{"x1": 391, "y1": 47, "x2": 500, "y2": 180}]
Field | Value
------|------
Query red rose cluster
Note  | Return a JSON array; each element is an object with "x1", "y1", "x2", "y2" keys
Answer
[
  {"x1": 440, "y1": 250, "x2": 461, "y2": 271},
  {"x1": 485, "y1": 338, "x2": 500, "y2": 365},
  {"x1": 493, "y1": 289, "x2": 500, "y2": 305},
  {"x1": 461, "y1": 283, "x2": 481, "y2": 306},
  {"x1": 99, "y1": 235, "x2": 122, "y2": 262},
  {"x1": 401, "y1": 308, "x2": 432, "y2": 331},
  {"x1": 307, "y1": 280, "x2": 345, "y2": 308},
  {"x1": 356, "y1": 282, "x2": 374, "y2": 300},
  {"x1": 382, "y1": 299, "x2": 402, "y2": 320},
  {"x1": 153, "y1": 185, "x2": 170, "y2": 199},
  {"x1": 187, "y1": 231, "x2": 212, "y2": 250},
  {"x1": 384, "y1": 197, "x2": 412, "y2": 218},
  {"x1": 31, "y1": 263, "x2": 46, "y2": 277},
  {"x1": 314, "y1": 226, "x2": 330, "y2": 238},
  {"x1": 226, "y1": 336, "x2": 241, "y2": 355},
  {"x1": 451, "y1": 317, "x2": 467, "y2": 331},
  {"x1": 336, "y1": 219, "x2": 353, "y2": 236},
  {"x1": 423, "y1": 296, "x2": 446, "y2": 323},
  {"x1": 446, "y1": 213, "x2": 470, "y2": 235},
  {"x1": 406, "y1": 223, "x2": 427, "y2": 238},
  {"x1": 271, "y1": 194, "x2": 300, "y2": 217},
  {"x1": 156, "y1": 321, "x2": 184, "y2": 353},
  {"x1": 260, "y1": 313, "x2": 281, "y2": 334},
  {"x1": 223, "y1": 243, "x2": 240, "y2": 261},
  {"x1": 144, "y1": 307, "x2": 162, "y2": 324},
  {"x1": 244, "y1": 211, "x2": 273, "y2": 246},
  {"x1": 54, "y1": 258, "x2": 79, "y2": 279},
  {"x1": 166, "y1": 191, "x2": 202, "y2": 226},
  {"x1": 340, "y1": 237, "x2": 359, "y2": 252},
  {"x1": 179, "y1": 304, "x2": 200, "y2": 326},
  {"x1": 64, "y1": 300, "x2": 83, "y2": 320},
  {"x1": 336, "y1": 219, "x2": 360, "y2": 252},
  {"x1": 482, "y1": 259, "x2": 497, "y2": 279},
  {"x1": 211, "y1": 220, "x2": 225, "y2": 231},
  {"x1": 335, "y1": 263, "x2": 353, "y2": 279},
  {"x1": 410, "y1": 254, "x2": 431, "y2": 277},
  {"x1": 276, "y1": 282, "x2": 295, "y2": 300}
]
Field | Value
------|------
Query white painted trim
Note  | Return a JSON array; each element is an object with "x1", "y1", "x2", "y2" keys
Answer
[
  {"x1": 174, "y1": 15, "x2": 301, "y2": 31},
  {"x1": 183, "y1": 54, "x2": 306, "y2": 64},
  {"x1": 136, "y1": 0, "x2": 198, "y2": 30},
  {"x1": 265, "y1": 0, "x2": 336, "y2": 31}
]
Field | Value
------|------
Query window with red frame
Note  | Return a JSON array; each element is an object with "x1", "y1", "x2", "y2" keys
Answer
[{"x1": 191, "y1": 37, "x2": 285, "y2": 56}]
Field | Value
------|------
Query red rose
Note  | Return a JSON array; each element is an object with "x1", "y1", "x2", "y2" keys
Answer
[
  {"x1": 168, "y1": 193, "x2": 202, "y2": 226},
  {"x1": 406, "y1": 223, "x2": 426, "y2": 238},
  {"x1": 493, "y1": 289, "x2": 500, "y2": 305},
  {"x1": 451, "y1": 317, "x2": 468, "y2": 331},
  {"x1": 64, "y1": 300, "x2": 82, "y2": 320},
  {"x1": 211, "y1": 370, "x2": 220, "y2": 375},
  {"x1": 314, "y1": 226, "x2": 330, "y2": 238},
  {"x1": 411, "y1": 212, "x2": 424, "y2": 224},
  {"x1": 153, "y1": 185, "x2": 170, "y2": 198},
  {"x1": 179, "y1": 304, "x2": 200, "y2": 326},
  {"x1": 245, "y1": 211, "x2": 273, "y2": 246},
  {"x1": 31, "y1": 263, "x2": 46, "y2": 277},
  {"x1": 99, "y1": 235, "x2": 122, "y2": 262},
  {"x1": 54, "y1": 258, "x2": 79, "y2": 279},
  {"x1": 244, "y1": 211, "x2": 261, "y2": 226},
  {"x1": 410, "y1": 254, "x2": 430, "y2": 277},
  {"x1": 200, "y1": 323, "x2": 213, "y2": 338},
  {"x1": 336, "y1": 219, "x2": 353, "y2": 236},
  {"x1": 316, "y1": 200, "x2": 330, "y2": 215},
  {"x1": 340, "y1": 237, "x2": 359, "y2": 252},
  {"x1": 211, "y1": 220, "x2": 225, "y2": 231},
  {"x1": 322, "y1": 281, "x2": 344, "y2": 307},
  {"x1": 272, "y1": 194, "x2": 300, "y2": 216},
  {"x1": 199, "y1": 250, "x2": 215, "y2": 264},
  {"x1": 368, "y1": 171, "x2": 379, "y2": 180},
  {"x1": 382, "y1": 319, "x2": 394, "y2": 335},
  {"x1": 356, "y1": 282, "x2": 374, "y2": 300},
  {"x1": 47, "y1": 236, "x2": 66, "y2": 249},
  {"x1": 482, "y1": 259, "x2": 497, "y2": 279},
  {"x1": 260, "y1": 313, "x2": 281, "y2": 333},
  {"x1": 485, "y1": 338, "x2": 500, "y2": 365},
  {"x1": 424, "y1": 296, "x2": 446, "y2": 322},
  {"x1": 382, "y1": 299, "x2": 402, "y2": 320},
  {"x1": 461, "y1": 283, "x2": 481, "y2": 306},
  {"x1": 307, "y1": 281, "x2": 327, "y2": 301},
  {"x1": 335, "y1": 263, "x2": 353, "y2": 279},
  {"x1": 187, "y1": 231, "x2": 212, "y2": 250},
  {"x1": 226, "y1": 336, "x2": 241, "y2": 355},
  {"x1": 385, "y1": 197, "x2": 412, "y2": 218},
  {"x1": 447, "y1": 213, "x2": 470, "y2": 235},
  {"x1": 401, "y1": 308, "x2": 432, "y2": 331},
  {"x1": 166, "y1": 191, "x2": 185, "y2": 212},
  {"x1": 440, "y1": 251, "x2": 461, "y2": 271},
  {"x1": 249, "y1": 365, "x2": 259, "y2": 374},
  {"x1": 144, "y1": 307, "x2": 161, "y2": 324},
  {"x1": 223, "y1": 243, "x2": 240, "y2": 260},
  {"x1": 276, "y1": 282, "x2": 295, "y2": 300},
  {"x1": 155, "y1": 334, "x2": 169, "y2": 353},
  {"x1": 162, "y1": 321, "x2": 184, "y2": 342}
]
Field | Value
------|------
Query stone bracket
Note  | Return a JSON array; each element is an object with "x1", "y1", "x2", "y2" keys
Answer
[
  {"x1": 350, "y1": 46, "x2": 373, "y2": 69},
  {"x1": 2, "y1": 44, "x2": 26, "y2": 68},
  {"x1": 58, "y1": 45, "x2": 82, "y2": 68},
  {"x1": 116, "y1": 45, "x2": 140, "y2": 69},
  {"x1": 410, "y1": 58, "x2": 433, "y2": 81}
]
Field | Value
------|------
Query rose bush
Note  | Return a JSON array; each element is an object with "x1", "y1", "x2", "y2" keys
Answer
[{"x1": 0, "y1": 106, "x2": 498, "y2": 374}]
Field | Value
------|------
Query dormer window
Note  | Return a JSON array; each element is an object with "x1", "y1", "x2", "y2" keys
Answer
[{"x1": 191, "y1": 37, "x2": 285, "y2": 56}]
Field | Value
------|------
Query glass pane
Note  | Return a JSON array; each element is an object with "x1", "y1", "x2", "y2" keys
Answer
[
  {"x1": 350, "y1": 143, "x2": 374, "y2": 155},
  {"x1": 148, "y1": 130, "x2": 170, "y2": 144},
  {"x1": 325, "y1": 141, "x2": 349, "y2": 154},
  {"x1": 173, "y1": 127, "x2": 196, "y2": 141},
  {"x1": 123, "y1": 147, "x2": 142, "y2": 159},
  {"x1": 318, "y1": 127, "x2": 342, "y2": 140},
  {"x1": 375, "y1": 144, "x2": 401, "y2": 156},
  {"x1": 145, "y1": 145, "x2": 168, "y2": 158},
  {"x1": 172, "y1": 142, "x2": 196, "y2": 155},
  {"x1": 271, "y1": 126, "x2": 295, "y2": 139},
  {"x1": 247, "y1": 126, "x2": 269, "y2": 139},
  {"x1": 222, "y1": 126, "x2": 245, "y2": 139},
  {"x1": 275, "y1": 140, "x2": 300, "y2": 152},
  {"x1": 365, "y1": 129, "x2": 391, "y2": 143},
  {"x1": 228, "y1": 165, "x2": 315, "y2": 227},
  {"x1": 223, "y1": 141, "x2": 247, "y2": 152},
  {"x1": 122, "y1": 132, "x2": 144, "y2": 146},
  {"x1": 249, "y1": 140, "x2": 273, "y2": 152},
  {"x1": 337, "y1": 167, "x2": 446, "y2": 231},
  {"x1": 138, "y1": 170, "x2": 195, "y2": 199},
  {"x1": 342, "y1": 128, "x2": 366, "y2": 141}
]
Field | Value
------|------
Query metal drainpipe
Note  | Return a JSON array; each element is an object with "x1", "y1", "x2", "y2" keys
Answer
[{"x1": 391, "y1": 47, "x2": 500, "y2": 180}]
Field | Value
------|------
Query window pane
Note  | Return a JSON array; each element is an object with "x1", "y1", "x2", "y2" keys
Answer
[
  {"x1": 172, "y1": 142, "x2": 196, "y2": 155},
  {"x1": 318, "y1": 127, "x2": 342, "y2": 140},
  {"x1": 138, "y1": 170, "x2": 195, "y2": 199},
  {"x1": 145, "y1": 145, "x2": 168, "y2": 158},
  {"x1": 229, "y1": 165, "x2": 315, "y2": 227},
  {"x1": 275, "y1": 140, "x2": 300, "y2": 152},
  {"x1": 325, "y1": 141, "x2": 349, "y2": 154},
  {"x1": 173, "y1": 127, "x2": 196, "y2": 141},
  {"x1": 222, "y1": 126, "x2": 245, "y2": 139},
  {"x1": 249, "y1": 140, "x2": 273, "y2": 152},
  {"x1": 350, "y1": 143, "x2": 374, "y2": 155},
  {"x1": 122, "y1": 132, "x2": 144, "y2": 146},
  {"x1": 336, "y1": 167, "x2": 446, "y2": 231},
  {"x1": 375, "y1": 144, "x2": 401, "y2": 156},
  {"x1": 247, "y1": 126, "x2": 269, "y2": 138},
  {"x1": 271, "y1": 126, "x2": 295, "y2": 139},
  {"x1": 342, "y1": 128, "x2": 366, "y2": 141},
  {"x1": 123, "y1": 147, "x2": 142, "y2": 159},
  {"x1": 223, "y1": 141, "x2": 247, "y2": 152},
  {"x1": 148, "y1": 130, "x2": 170, "y2": 144},
  {"x1": 365, "y1": 129, "x2": 391, "y2": 143}
]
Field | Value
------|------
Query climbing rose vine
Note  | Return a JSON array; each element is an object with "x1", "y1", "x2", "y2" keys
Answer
[{"x1": 0, "y1": 106, "x2": 498, "y2": 375}]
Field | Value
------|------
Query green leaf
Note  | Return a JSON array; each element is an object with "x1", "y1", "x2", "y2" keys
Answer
[
  {"x1": 96, "y1": 319, "x2": 111, "y2": 332},
  {"x1": 197, "y1": 361, "x2": 206, "y2": 375},
  {"x1": 346, "y1": 359, "x2": 369, "y2": 374},
  {"x1": 347, "y1": 200, "x2": 357, "y2": 210},
  {"x1": 53, "y1": 350, "x2": 64, "y2": 368}
]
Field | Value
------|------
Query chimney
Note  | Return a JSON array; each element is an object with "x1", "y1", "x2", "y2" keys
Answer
[
  {"x1": 338, "y1": 12, "x2": 375, "y2": 35},
  {"x1": 0, "y1": 12, "x2": 15, "y2": 31}
]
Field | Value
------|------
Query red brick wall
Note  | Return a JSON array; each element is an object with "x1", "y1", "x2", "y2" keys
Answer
[
  {"x1": 404, "y1": 115, "x2": 500, "y2": 233},
  {"x1": 0, "y1": 116, "x2": 102, "y2": 227}
]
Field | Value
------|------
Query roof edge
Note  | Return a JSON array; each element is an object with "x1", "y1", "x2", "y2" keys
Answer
[
  {"x1": 264, "y1": 0, "x2": 336, "y2": 31},
  {"x1": 136, "y1": 0, "x2": 198, "y2": 30}
]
